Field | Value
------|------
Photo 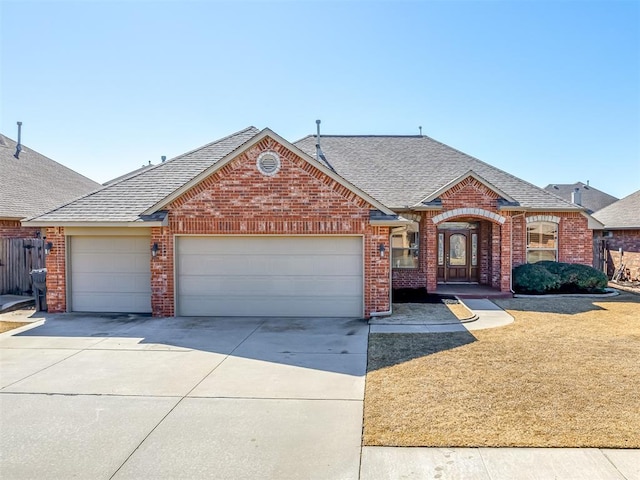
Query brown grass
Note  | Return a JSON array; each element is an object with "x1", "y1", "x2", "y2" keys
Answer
[
  {"x1": 0, "y1": 321, "x2": 29, "y2": 334},
  {"x1": 364, "y1": 292, "x2": 640, "y2": 448}
]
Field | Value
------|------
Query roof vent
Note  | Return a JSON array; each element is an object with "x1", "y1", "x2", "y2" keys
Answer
[
  {"x1": 571, "y1": 187, "x2": 582, "y2": 206},
  {"x1": 14, "y1": 121, "x2": 22, "y2": 159},
  {"x1": 256, "y1": 151, "x2": 281, "y2": 176}
]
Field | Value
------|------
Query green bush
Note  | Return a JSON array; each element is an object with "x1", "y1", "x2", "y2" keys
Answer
[
  {"x1": 513, "y1": 262, "x2": 607, "y2": 294},
  {"x1": 512, "y1": 263, "x2": 561, "y2": 294}
]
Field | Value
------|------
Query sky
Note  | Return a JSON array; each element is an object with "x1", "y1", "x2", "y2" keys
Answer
[{"x1": 1, "y1": 0, "x2": 639, "y2": 199}]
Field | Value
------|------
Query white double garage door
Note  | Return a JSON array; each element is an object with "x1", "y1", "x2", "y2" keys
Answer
[{"x1": 70, "y1": 236, "x2": 364, "y2": 317}]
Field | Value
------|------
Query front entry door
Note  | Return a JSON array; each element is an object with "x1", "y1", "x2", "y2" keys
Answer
[{"x1": 437, "y1": 228, "x2": 479, "y2": 283}]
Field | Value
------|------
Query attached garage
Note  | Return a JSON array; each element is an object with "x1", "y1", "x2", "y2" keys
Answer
[
  {"x1": 69, "y1": 236, "x2": 152, "y2": 313},
  {"x1": 176, "y1": 236, "x2": 364, "y2": 317}
]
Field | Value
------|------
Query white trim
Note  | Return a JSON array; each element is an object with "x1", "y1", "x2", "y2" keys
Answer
[
  {"x1": 22, "y1": 221, "x2": 166, "y2": 228},
  {"x1": 144, "y1": 128, "x2": 397, "y2": 217},
  {"x1": 526, "y1": 214, "x2": 560, "y2": 224},
  {"x1": 432, "y1": 208, "x2": 506, "y2": 225}
]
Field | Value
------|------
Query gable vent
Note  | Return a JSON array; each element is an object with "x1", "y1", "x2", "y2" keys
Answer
[{"x1": 256, "y1": 151, "x2": 281, "y2": 176}]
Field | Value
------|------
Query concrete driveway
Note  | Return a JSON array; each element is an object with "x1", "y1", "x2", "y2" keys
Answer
[{"x1": 0, "y1": 314, "x2": 368, "y2": 479}]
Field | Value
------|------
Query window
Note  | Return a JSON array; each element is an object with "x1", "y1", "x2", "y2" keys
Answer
[
  {"x1": 392, "y1": 229, "x2": 419, "y2": 269},
  {"x1": 527, "y1": 221, "x2": 558, "y2": 263}
]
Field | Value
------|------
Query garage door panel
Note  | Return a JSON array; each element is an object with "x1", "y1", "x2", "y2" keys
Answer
[
  {"x1": 178, "y1": 275, "x2": 363, "y2": 297},
  {"x1": 70, "y1": 237, "x2": 151, "y2": 313},
  {"x1": 178, "y1": 254, "x2": 361, "y2": 277},
  {"x1": 72, "y1": 253, "x2": 150, "y2": 274},
  {"x1": 177, "y1": 236, "x2": 362, "y2": 256},
  {"x1": 72, "y1": 293, "x2": 152, "y2": 313},
  {"x1": 72, "y1": 273, "x2": 151, "y2": 294},
  {"x1": 179, "y1": 295, "x2": 362, "y2": 317},
  {"x1": 177, "y1": 236, "x2": 363, "y2": 317}
]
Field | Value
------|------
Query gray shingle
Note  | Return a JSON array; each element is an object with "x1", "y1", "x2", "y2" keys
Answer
[
  {"x1": 295, "y1": 135, "x2": 580, "y2": 210},
  {"x1": 592, "y1": 190, "x2": 640, "y2": 229},
  {"x1": 543, "y1": 182, "x2": 618, "y2": 214},
  {"x1": 28, "y1": 127, "x2": 260, "y2": 223},
  {"x1": 0, "y1": 134, "x2": 102, "y2": 219}
]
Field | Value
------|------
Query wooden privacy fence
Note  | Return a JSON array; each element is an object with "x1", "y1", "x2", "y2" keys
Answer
[
  {"x1": 0, "y1": 238, "x2": 45, "y2": 295},
  {"x1": 593, "y1": 236, "x2": 607, "y2": 275}
]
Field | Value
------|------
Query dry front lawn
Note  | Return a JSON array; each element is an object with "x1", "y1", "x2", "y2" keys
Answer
[{"x1": 364, "y1": 292, "x2": 640, "y2": 448}]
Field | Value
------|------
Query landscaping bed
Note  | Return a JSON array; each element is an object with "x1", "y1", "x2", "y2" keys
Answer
[{"x1": 364, "y1": 291, "x2": 640, "y2": 448}]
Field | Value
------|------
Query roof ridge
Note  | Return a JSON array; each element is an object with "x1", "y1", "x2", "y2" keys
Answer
[{"x1": 98, "y1": 126, "x2": 260, "y2": 190}]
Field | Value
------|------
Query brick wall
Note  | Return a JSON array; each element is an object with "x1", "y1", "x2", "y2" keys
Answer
[
  {"x1": 0, "y1": 219, "x2": 40, "y2": 238},
  {"x1": 151, "y1": 137, "x2": 391, "y2": 317},
  {"x1": 44, "y1": 227, "x2": 66, "y2": 312},
  {"x1": 606, "y1": 230, "x2": 640, "y2": 280}
]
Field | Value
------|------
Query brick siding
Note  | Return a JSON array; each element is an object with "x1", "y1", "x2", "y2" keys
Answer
[
  {"x1": 0, "y1": 219, "x2": 40, "y2": 239},
  {"x1": 606, "y1": 229, "x2": 640, "y2": 280},
  {"x1": 153, "y1": 136, "x2": 391, "y2": 317},
  {"x1": 44, "y1": 227, "x2": 67, "y2": 312}
]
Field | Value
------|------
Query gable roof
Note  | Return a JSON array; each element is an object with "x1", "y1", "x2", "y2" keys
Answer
[
  {"x1": 0, "y1": 133, "x2": 101, "y2": 220},
  {"x1": 25, "y1": 127, "x2": 261, "y2": 224},
  {"x1": 592, "y1": 190, "x2": 640, "y2": 229},
  {"x1": 543, "y1": 182, "x2": 618, "y2": 214},
  {"x1": 294, "y1": 135, "x2": 580, "y2": 211},
  {"x1": 25, "y1": 127, "x2": 400, "y2": 226}
]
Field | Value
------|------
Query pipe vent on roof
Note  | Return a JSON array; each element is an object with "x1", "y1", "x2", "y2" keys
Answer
[{"x1": 571, "y1": 187, "x2": 582, "y2": 206}]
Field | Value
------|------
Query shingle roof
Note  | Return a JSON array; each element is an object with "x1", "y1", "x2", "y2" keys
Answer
[
  {"x1": 28, "y1": 126, "x2": 260, "y2": 223},
  {"x1": 543, "y1": 182, "x2": 618, "y2": 214},
  {"x1": 592, "y1": 190, "x2": 640, "y2": 229},
  {"x1": 294, "y1": 135, "x2": 580, "y2": 210},
  {"x1": 0, "y1": 134, "x2": 101, "y2": 219}
]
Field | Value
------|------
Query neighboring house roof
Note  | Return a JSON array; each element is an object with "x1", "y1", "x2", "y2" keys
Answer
[
  {"x1": 26, "y1": 127, "x2": 261, "y2": 224},
  {"x1": 592, "y1": 190, "x2": 640, "y2": 229},
  {"x1": 543, "y1": 182, "x2": 618, "y2": 214},
  {"x1": 294, "y1": 135, "x2": 580, "y2": 210},
  {"x1": 0, "y1": 133, "x2": 101, "y2": 220}
]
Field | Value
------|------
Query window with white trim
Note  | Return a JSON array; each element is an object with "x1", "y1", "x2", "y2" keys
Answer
[
  {"x1": 527, "y1": 221, "x2": 558, "y2": 263},
  {"x1": 392, "y1": 226, "x2": 419, "y2": 269}
]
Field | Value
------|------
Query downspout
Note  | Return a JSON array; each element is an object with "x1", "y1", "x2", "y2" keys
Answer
[
  {"x1": 509, "y1": 212, "x2": 527, "y2": 293},
  {"x1": 369, "y1": 230, "x2": 393, "y2": 317}
]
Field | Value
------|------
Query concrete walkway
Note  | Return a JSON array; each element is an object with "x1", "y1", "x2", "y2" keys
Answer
[
  {"x1": 370, "y1": 298, "x2": 514, "y2": 333},
  {"x1": 0, "y1": 294, "x2": 34, "y2": 314},
  {"x1": 361, "y1": 446, "x2": 639, "y2": 479}
]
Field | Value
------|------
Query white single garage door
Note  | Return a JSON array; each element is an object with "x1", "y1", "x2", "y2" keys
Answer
[
  {"x1": 70, "y1": 236, "x2": 152, "y2": 313},
  {"x1": 176, "y1": 236, "x2": 363, "y2": 317}
]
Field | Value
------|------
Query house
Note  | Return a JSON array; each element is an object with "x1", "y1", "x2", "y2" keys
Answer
[
  {"x1": 0, "y1": 133, "x2": 101, "y2": 238},
  {"x1": 24, "y1": 127, "x2": 596, "y2": 318},
  {"x1": 543, "y1": 182, "x2": 618, "y2": 214},
  {"x1": 592, "y1": 190, "x2": 640, "y2": 280},
  {"x1": 0, "y1": 132, "x2": 101, "y2": 295}
]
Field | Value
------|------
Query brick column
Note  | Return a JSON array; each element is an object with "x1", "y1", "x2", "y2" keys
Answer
[
  {"x1": 45, "y1": 227, "x2": 67, "y2": 312},
  {"x1": 150, "y1": 226, "x2": 174, "y2": 317},
  {"x1": 425, "y1": 213, "x2": 438, "y2": 292},
  {"x1": 491, "y1": 223, "x2": 501, "y2": 288},
  {"x1": 500, "y1": 217, "x2": 512, "y2": 292}
]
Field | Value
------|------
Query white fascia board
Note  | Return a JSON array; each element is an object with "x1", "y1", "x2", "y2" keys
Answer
[
  {"x1": 143, "y1": 128, "x2": 397, "y2": 217},
  {"x1": 581, "y1": 212, "x2": 605, "y2": 230},
  {"x1": 21, "y1": 221, "x2": 166, "y2": 228}
]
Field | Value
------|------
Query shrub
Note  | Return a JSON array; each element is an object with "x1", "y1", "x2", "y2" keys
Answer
[
  {"x1": 513, "y1": 262, "x2": 608, "y2": 294},
  {"x1": 512, "y1": 263, "x2": 561, "y2": 294}
]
